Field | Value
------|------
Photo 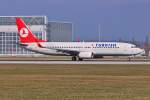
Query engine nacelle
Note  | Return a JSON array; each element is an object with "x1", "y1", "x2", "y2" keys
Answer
[{"x1": 78, "y1": 52, "x2": 94, "y2": 59}]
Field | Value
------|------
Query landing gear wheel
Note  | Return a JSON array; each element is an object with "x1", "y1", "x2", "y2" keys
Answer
[
  {"x1": 72, "y1": 56, "x2": 77, "y2": 61},
  {"x1": 128, "y1": 57, "x2": 131, "y2": 61},
  {"x1": 79, "y1": 58, "x2": 83, "y2": 61}
]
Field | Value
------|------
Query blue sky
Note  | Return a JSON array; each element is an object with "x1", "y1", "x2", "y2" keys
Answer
[{"x1": 0, "y1": 0, "x2": 150, "y2": 41}]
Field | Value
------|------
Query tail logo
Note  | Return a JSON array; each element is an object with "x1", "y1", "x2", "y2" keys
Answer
[{"x1": 19, "y1": 28, "x2": 29, "y2": 38}]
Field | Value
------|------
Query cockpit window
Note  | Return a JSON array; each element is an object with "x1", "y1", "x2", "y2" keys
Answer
[{"x1": 131, "y1": 45, "x2": 137, "y2": 48}]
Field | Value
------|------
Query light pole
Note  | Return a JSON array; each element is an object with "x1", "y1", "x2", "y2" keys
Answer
[{"x1": 98, "y1": 24, "x2": 101, "y2": 41}]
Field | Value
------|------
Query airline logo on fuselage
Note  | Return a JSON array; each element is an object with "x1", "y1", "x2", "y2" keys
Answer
[{"x1": 96, "y1": 43, "x2": 118, "y2": 48}]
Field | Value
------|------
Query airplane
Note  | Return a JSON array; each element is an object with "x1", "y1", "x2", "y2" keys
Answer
[{"x1": 16, "y1": 17, "x2": 145, "y2": 61}]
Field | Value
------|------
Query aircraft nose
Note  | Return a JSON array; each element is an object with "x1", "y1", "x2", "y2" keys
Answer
[{"x1": 139, "y1": 48, "x2": 145, "y2": 55}]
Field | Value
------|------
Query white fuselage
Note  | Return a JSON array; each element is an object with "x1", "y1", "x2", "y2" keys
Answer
[{"x1": 22, "y1": 42, "x2": 144, "y2": 57}]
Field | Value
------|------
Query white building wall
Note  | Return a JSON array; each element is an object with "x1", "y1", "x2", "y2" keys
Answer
[
  {"x1": 0, "y1": 25, "x2": 46, "y2": 40},
  {"x1": 0, "y1": 25, "x2": 44, "y2": 32}
]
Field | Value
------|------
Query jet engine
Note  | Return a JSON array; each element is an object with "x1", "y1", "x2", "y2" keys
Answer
[{"x1": 78, "y1": 52, "x2": 94, "y2": 59}]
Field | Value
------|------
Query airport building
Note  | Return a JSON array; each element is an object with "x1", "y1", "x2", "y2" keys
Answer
[
  {"x1": 0, "y1": 16, "x2": 73, "y2": 56},
  {"x1": 47, "y1": 21, "x2": 73, "y2": 42}
]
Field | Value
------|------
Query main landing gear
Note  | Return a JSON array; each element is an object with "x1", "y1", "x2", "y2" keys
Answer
[
  {"x1": 78, "y1": 58, "x2": 83, "y2": 61},
  {"x1": 72, "y1": 56, "x2": 83, "y2": 61},
  {"x1": 72, "y1": 56, "x2": 77, "y2": 61}
]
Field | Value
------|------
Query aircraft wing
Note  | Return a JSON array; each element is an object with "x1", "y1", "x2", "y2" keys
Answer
[
  {"x1": 44, "y1": 47, "x2": 79, "y2": 56},
  {"x1": 54, "y1": 48, "x2": 79, "y2": 56}
]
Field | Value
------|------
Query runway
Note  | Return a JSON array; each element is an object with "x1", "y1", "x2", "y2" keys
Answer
[{"x1": 0, "y1": 61, "x2": 150, "y2": 64}]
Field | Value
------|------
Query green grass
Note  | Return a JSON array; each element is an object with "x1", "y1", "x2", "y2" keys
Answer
[{"x1": 0, "y1": 64, "x2": 150, "y2": 100}]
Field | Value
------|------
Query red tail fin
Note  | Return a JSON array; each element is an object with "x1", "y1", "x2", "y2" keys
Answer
[{"x1": 16, "y1": 17, "x2": 46, "y2": 43}]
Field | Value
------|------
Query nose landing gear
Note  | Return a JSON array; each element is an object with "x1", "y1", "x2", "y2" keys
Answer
[
  {"x1": 128, "y1": 57, "x2": 131, "y2": 61},
  {"x1": 128, "y1": 55, "x2": 135, "y2": 61}
]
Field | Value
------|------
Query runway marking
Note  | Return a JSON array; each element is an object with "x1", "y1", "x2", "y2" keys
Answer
[{"x1": 0, "y1": 61, "x2": 150, "y2": 64}]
